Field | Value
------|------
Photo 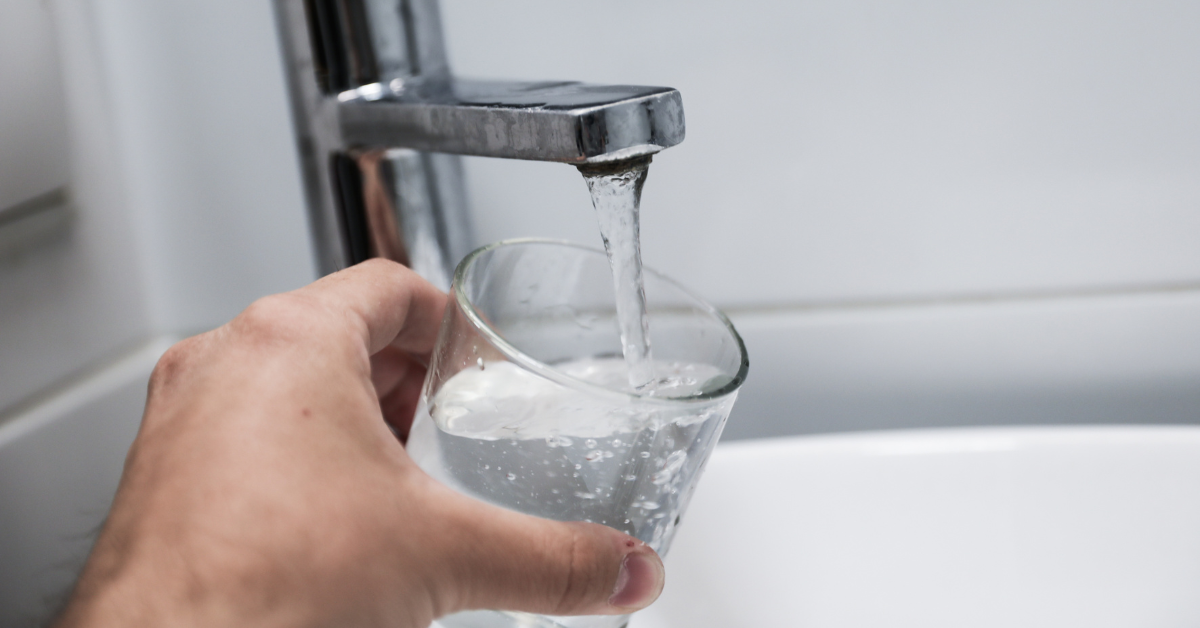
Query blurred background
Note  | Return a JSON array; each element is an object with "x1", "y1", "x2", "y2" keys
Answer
[{"x1": 1, "y1": 0, "x2": 1198, "y2": 623}]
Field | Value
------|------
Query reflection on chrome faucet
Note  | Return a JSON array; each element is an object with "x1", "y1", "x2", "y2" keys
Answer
[{"x1": 274, "y1": 0, "x2": 686, "y2": 288}]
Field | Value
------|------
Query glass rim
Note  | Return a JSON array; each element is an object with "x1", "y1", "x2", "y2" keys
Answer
[{"x1": 452, "y1": 238, "x2": 750, "y2": 406}]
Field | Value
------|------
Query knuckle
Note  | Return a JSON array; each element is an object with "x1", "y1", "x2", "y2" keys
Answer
[
  {"x1": 149, "y1": 337, "x2": 201, "y2": 392},
  {"x1": 359, "y1": 257, "x2": 402, "y2": 273},
  {"x1": 553, "y1": 526, "x2": 607, "y2": 614},
  {"x1": 233, "y1": 294, "x2": 315, "y2": 345},
  {"x1": 237, "y1": 294, "x2": 297, "y2": 330}
]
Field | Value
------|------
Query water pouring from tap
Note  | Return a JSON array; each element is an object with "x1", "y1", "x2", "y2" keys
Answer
[{"x1": 578, "y1": 156, "x2": 656, "y2": 391}]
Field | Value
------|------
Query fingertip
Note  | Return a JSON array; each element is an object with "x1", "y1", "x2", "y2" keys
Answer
[{"x1": 608, "y1": 544, "x2": 665, "y2": 611}]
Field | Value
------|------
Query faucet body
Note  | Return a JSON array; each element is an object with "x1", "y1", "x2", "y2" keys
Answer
[{"x1": 274, "y1": 0, "x2": 685, "y2": 287}]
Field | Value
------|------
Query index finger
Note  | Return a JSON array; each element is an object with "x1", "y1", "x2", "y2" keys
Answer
[{"x1": 297, "y1": 258, "x2": 449, "y2": 357}]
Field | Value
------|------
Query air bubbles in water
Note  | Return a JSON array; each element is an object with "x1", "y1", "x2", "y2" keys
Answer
[
  {"x1": 653, "y1": 451, "x2": 688, "y2": 485},
  {"x1": 545, "y1": 435, "x2": 573, "y2": 448}
]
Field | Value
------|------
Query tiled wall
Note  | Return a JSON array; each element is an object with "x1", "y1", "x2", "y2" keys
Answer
[
  {"x1": 7, "y1": 0, "x2": 1193, "y2": 436},
  {"x1": 0, "y1": 0, "x2": 150, "y2": 419},
  {"x1": 0, "y1": 0, "x2": 315, "y2": 417},
  {"x1": 0, "y1": 1, "x2": 310, "y2": 622},
  {"x1": 0, "y1": 0, "x2": 68, "y2": 213},
  {"x1": 0, "y1": 341, "x2": 166, "y2": 622},
  {"x1": 443, "y1": 0, "x2": 1200, "y2": 437},
  {"x1": 448, "y1": 0, "x2": 1200, "y2": 305}
]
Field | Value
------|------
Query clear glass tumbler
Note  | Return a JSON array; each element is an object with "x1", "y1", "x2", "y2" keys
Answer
[{"x1": 407, "y1": 239, "x2": 749, "y2": 628}]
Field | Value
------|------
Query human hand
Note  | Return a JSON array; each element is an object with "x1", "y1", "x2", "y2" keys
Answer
[{"x1": 56, "y1": 260, "x2": 664, "y2": 628}]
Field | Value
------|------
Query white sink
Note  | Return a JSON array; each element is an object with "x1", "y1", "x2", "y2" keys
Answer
[{"x1": 635, "y1": 426, "x2": 1200, "y2": 628}]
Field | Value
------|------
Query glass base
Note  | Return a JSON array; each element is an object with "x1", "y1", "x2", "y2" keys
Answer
[{"x1": 433, "y1": 610, "x2": 630, "y2": 628}]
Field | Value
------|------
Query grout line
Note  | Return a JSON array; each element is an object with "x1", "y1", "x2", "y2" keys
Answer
[
  {"x1": 719, "y1": 281, "x2": 1200, "y2": 317},
  {"x1": 0, "y1": 336, "x2": 176, "y2": 447},
  {"x1": 0, "y1": 187, "x2": 69, "y2": 226}
]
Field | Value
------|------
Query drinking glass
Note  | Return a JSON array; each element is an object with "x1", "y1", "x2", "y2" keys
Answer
[{"x1": 407, "y1": 239, "x2": 749, "y2": 628}]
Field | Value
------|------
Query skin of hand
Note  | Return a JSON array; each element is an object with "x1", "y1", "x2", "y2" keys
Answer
[{"x1": 54, "y1": 259, "x2": 665, "y2": 628}]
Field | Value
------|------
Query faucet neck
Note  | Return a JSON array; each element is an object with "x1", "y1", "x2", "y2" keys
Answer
[{"x1": 303, "y1": 0, "x2": 449, "y2": 93}]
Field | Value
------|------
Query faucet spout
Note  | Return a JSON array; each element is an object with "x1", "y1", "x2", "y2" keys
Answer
[{"x1": 338, "y1": 78, "x2": 685, "y2": 164}]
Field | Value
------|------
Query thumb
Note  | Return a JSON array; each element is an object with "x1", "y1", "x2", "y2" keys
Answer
[{"x1": 432, "y1": 493, "x2": 666, "y2": 618}]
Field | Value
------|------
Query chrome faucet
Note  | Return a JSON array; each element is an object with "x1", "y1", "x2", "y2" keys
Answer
[{"x1": 273, "y1": 0, "x2": 686, "y2": 288}]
